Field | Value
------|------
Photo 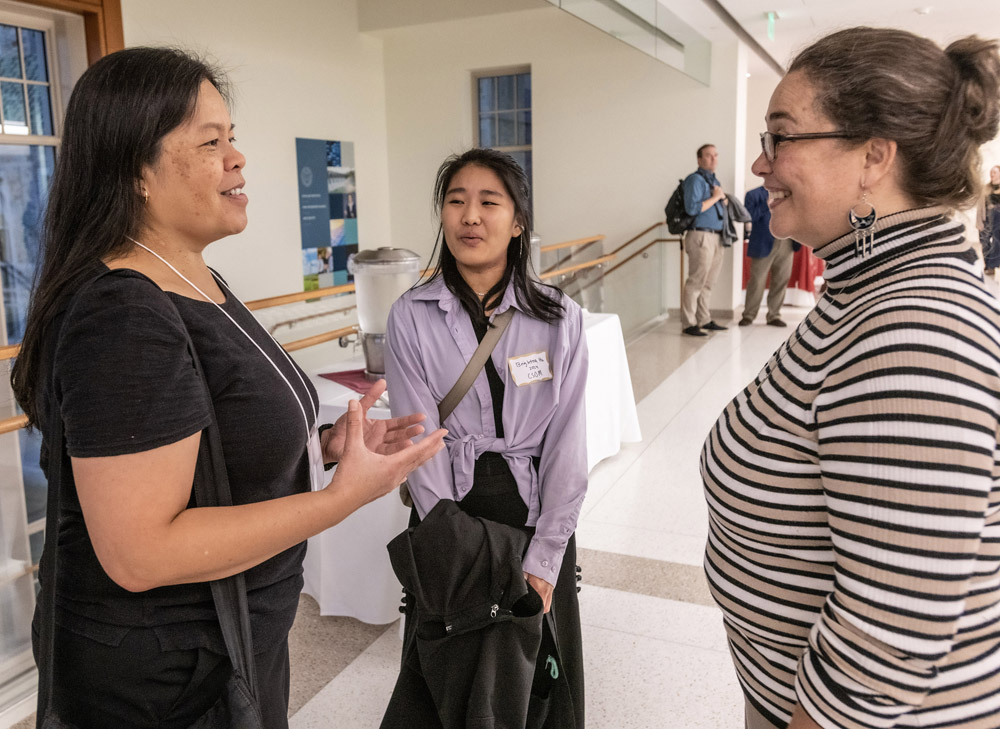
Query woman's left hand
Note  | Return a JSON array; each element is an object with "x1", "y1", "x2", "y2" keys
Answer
[
  {"x1": 525, "y1": 572, "x2": 555, "y2": 613},
  {"x1": 321, "y1": 379, "x2": 427, "y2": 463}
]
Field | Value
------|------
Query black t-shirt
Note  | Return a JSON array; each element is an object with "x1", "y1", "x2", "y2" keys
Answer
[
  {"x1": 471, "y1": 315, "x2": 505, "y2": 438},
  {"x1": 38, "y1": 267, "x2": 316, "y2": 653}
]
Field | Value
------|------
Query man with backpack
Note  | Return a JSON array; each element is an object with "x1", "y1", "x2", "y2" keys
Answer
[{"x1": 679, "y1": 144, "x2": 728, "y2": 336}]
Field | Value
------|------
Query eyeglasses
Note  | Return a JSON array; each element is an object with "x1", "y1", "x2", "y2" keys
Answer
[{"x1": 759, "y1": 131, "x2": 857, "y2": 162}]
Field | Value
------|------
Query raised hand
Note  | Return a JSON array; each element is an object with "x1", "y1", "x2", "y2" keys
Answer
[
  {"x1": 321, "y1": 379, "x2": 428, "y2": 462},
  {"x1": 325, "y1": 399, "x2": 446, "y2": 508}
]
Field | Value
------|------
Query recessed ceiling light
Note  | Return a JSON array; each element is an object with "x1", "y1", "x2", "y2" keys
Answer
[{"x1": 915, "y1": 7, "x2": 932, "y2": 14}]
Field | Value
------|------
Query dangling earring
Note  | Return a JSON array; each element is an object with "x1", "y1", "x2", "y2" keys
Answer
[
  {"x1": 849, "y1": 188, "x2": 877, "y2": 259},
  {"x1": 141, "y1": 189, "x2": 149, "y2": 205}
]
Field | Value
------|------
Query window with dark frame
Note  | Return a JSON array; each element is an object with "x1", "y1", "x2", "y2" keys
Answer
[
  {"x1": 0, "y1": 17, "x2": 59, "y2": 610},
  {"x1": 476, "y1": 70, "x2": 532, "y2": 190},
  {"x1": 0, "y1": 23, "x2": 55, "y2": 137}
]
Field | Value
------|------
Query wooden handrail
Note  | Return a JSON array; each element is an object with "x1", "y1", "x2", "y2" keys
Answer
[
  {"x1": 0, "y1": 414, "x2": 29, "y2": 436},
  {"x1": 539, "y1": 234, "x2": 604, "y2": 254},
  {"x1": 541, "y1": 240, "x2": 606, "y2": 276},
  {"x1": 604, "y1": 238, "x2": 672, "y2": 278},
  {"x1": 540, "y1": 253, "x2": 615, "y2": 281},
  {"x1": 605, "y1": 222, "x2": 663, "y2": 258},
  {"x1": 564, "y1": 226, "x2": 684, "y2": 297},
  {"x1": 267, "y1": 304, "x2": 358, "y2": 335},
  {"x1": 244, "y1": 267, "x2": 443, "y2": 312},
  {"x1": 556, "y1": 223, "x2": 664, "y2": 295},
  {"x1": 0, "y1": 235, "x2": 610, "y2": 437},
  {"x1": 245, "y1": 282, "x2": 356, "y2": 311},
  {"x1": 282, "y1": 324, "x2": 359, "y2": 353}
]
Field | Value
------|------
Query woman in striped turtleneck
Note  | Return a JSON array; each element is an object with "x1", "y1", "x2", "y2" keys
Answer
[{"x1": 702, "y1": 27, "x2": 1000, "y2": 729}]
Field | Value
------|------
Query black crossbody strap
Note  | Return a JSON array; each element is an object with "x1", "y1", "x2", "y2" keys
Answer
[
  {"x1": 36, "y1": 375, "x2": 63, "y2": 727},
  {"x1": 173, "y1": 308, "x2": 260, "y2": 699},
  {"x1": 437, "y1": 308, "x2": 513, "y2": 423}
]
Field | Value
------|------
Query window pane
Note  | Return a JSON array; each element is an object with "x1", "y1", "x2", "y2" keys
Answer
[
  {"x1": 478, "y1": 77, "x2": 494, "y2": 112},
  {"x1": 496, "y1": 111, "x2": 516, "y2": 146},
  {"x1": 1, "y1": 82, "x2": 27, "y2": 134},
  {"x1": 479, "y1": 114, "x2": 495, "y2": 147},
  {"x1": 508, "y1": 150, "x2": 532, "y2": 193},
  {"x1": 0, "y1": 144, "x2": 55, "y2": 345},
  {"x1": 0, "y1": 25, "x2": 20, "y2": 79},
  {"x1": 21, "y1": 29, "x2": 47, "y2": 83},
  {"x1": 517, "y1": 110, "x2": 532, "y2": 145},
  {"x1": 0, "y1": 577, "x2": 35, "y2": 680},
  {"x1": 21, "y1": 428, "x2": 45, "y2": 525},
  {"x1": 517, "y1": 73, "x2": 531, "y2": 109},
  {"x1": 496, "y1": 74, "x2": 515, "y2": 111},
  {"x1": 27, "y1": 84, "x2": 52, "y2": 136}
]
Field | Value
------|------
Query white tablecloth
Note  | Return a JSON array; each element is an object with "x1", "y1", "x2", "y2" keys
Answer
[
  {"x1": 301, "y1": 311, "x2": 641, "y2": 623},
  {"x1": 581, "y1": 311, "x2": 642, "y2": 469}
]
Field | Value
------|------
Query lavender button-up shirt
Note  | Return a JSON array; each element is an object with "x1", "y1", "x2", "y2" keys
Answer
[{"x1": 385, "y1": 276, "x2": 589, "y2": 582}]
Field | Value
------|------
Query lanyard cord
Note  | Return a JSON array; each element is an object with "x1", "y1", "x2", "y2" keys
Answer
[{"x1": 125, "y1": 236, "x2": 317, "y2": 441}]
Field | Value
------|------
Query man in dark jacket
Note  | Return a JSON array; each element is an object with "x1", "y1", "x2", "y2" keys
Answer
[{"x1": 740, "y1": 185, "x2": 800, "y2": 327}]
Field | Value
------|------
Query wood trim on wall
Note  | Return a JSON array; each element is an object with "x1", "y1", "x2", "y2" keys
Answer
[{"x1": 16, "y1": 0, "x2": 124, "y2": 62}]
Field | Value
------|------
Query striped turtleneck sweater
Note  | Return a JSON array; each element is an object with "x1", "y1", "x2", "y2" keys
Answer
[{"x1": 702, "y1": 207, "x2": 1000, "y2": 729}]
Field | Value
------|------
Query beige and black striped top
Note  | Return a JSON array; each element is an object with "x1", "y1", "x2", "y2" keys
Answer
[{"x1": 703, "y1": 208, "x2": 1000, "y2": 729}]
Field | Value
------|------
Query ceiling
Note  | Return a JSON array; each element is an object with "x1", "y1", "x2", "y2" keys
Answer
[
  {"x1": 358, "y1": 1, "x2": 1000, "y2": 84},
  {"x1": 715, "y1": 0, "x2": 1000, "y2": 71}
]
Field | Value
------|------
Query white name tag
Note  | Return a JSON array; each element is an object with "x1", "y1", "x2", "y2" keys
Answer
[
  {"x1": 507, "y1": 351, "x2": 553, "y2": 387},
  {"x1": 307, "y1": 425, "x2": 329, "y2": 491}
]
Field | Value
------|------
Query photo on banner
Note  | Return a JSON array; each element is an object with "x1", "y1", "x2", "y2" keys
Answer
[{"x1": 295, "y1": 138, "x2": 359, "y2": 291}]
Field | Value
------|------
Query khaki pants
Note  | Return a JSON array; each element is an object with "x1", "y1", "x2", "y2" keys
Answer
[
  {"x1": 682, "y1": 229, "x2": 724, "y2": 328},
  {"x1": 743, "y1": 238, "x2": 794, "y2": 323}
]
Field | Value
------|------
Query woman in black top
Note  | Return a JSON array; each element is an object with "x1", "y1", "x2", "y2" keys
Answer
[{"x1": 10, "y1": 48, "x2": 445, "y2": 729}]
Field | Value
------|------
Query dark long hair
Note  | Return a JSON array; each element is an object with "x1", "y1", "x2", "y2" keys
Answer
[
  {"x1": 10, "y1": 47, "x2": 228, "y2": 425},
  {"x1": 422, "y1": 148, "x2": 563, "y2": 326}
]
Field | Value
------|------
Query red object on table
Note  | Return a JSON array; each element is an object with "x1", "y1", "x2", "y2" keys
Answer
[
  {"x1": 741, "y1": 242, "x2": 825, "y2": 292},
  {"x1": 319, "y1": 369, "x2": 373, "y2": 395}
]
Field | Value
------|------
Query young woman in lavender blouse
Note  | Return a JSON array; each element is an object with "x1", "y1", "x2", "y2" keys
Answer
[{"x1": 383, "y1": 148, "x2": 588, "y2": 727}]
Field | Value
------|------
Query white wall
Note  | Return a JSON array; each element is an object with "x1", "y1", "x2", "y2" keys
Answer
[
  {"x1": 121, "y1": 0, "x2": 393, "y2": 301},
  {"x1": 744, "y1": 66, "x2": 782, "y2": 193},
  {"x1": 377, "y1": 6, "x2": 753, "y2": 325},
  {"x1": 118, "y1": 1, "x2": 771, "y2": 329}
]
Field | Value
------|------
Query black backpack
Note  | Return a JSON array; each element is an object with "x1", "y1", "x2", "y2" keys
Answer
[{"x1": 664, "y1": 179, "x2": 695, "y2": 235}]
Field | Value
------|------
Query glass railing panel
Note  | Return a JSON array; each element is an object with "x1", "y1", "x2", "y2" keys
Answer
[
  {"x1": 539, "y1": 239, "x2": 607, "y2": 313},
  {"x1": 599, "y1": 240, "x2": 666, "y2": 336}
]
